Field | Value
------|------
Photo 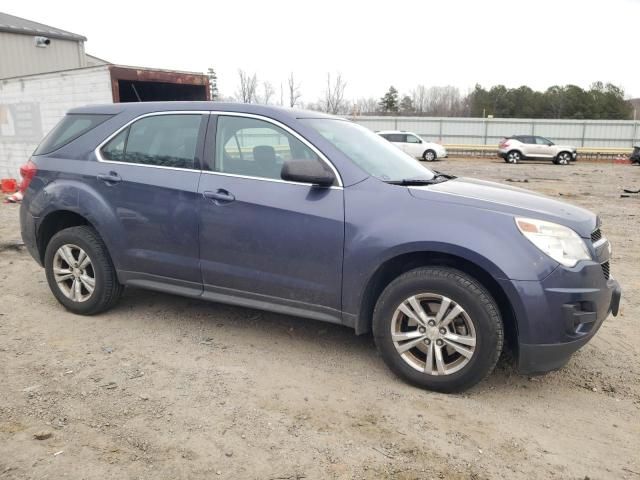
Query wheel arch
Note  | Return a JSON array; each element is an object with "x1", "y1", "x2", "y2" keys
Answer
[
  {"x1": 31, "y1": 179, "x2": 124, "y2": 269},
  {"x1": 507, "y1": 149, "x2": 523, "y2": 158},
  {"x1": 36, "y1": 210, "x2": 94, "y2": 264},
  {"x1": 556, "y1": 150, "x2": 573, "y2": 162},
  {"x1": 354, "y1": 251, "x2": 518, "y2": 352}
]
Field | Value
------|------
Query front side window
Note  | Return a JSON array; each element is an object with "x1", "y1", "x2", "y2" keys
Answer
[
  {"x1": 301, "y1": 119, "x2": 435, "y2": 182},
  {"x1": 535, "y1": 137, "x2": 552, "y2": 146},
  {"x1": 406, "y1": 134, "x2": 421, "y2": 144},
  {"x1": 100, "y1": 114, "x2": 202, "y2": 169},
  {"x1": 214, "y1": 116, "x2": 322, "y2": 181}
]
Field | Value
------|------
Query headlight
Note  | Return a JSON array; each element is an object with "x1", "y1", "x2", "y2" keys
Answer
[{"x1": 515, "y1": 217, "x2": 591, "y2": 267}]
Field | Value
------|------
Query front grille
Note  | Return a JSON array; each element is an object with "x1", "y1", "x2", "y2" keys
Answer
[
  {"x1": 591, "y1": 228, "x2": 602, "y2": 243},
  {"x1": 601, "y1": 261, "x2": 610, "y2": 280}
]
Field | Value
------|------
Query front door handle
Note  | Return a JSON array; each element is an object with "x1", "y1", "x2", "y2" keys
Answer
[
  {"x1": 97, "y1": 172, "x2": 122, "y2": 184},
  {"x1": 203, "y1": 189, "x2": 235, "y2": 204}
]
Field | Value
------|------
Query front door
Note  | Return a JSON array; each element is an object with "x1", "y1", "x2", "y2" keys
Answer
[
  {"x1": 94, "y1": 113, "x2": 206, "y2": 288},
  {"x1": 534, "y1": 136, "x2": 554, "y2": 158},
  {"x1": 404, "y1": 133, "x2": 423, "y2": 158},
  {"x1": 197, "y1": 114, "x2": 344, "y2": 321}
]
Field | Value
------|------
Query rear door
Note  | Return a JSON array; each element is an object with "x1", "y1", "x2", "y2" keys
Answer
[
  {"x1": 94, "y1": 112, "x2": 207, "y2": 289},
  {"x1": 197, "y1": 114, "x2": 345, "y2": 320},
  {"x1": 386, "y1": 133, "x2": 407, "y2": 153},
  {"x1": 519, "y1": 136, "x2": 537, "y2": 157}
]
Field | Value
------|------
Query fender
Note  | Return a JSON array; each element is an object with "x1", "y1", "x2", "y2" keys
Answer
[
  {"x1": 29, "y1": 179, "x2": 126, "y2": 270},
  {"x1": 343, "y1": 240, "x2": 523, "y2": 331}
]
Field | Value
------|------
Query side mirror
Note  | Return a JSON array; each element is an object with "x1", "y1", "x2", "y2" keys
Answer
[{"x1": 281, "y1": 159, "x2": 335, "y2": 187}]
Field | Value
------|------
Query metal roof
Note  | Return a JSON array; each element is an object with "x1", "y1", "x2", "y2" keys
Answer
[{"x1": 0, "y1": 11, "x2": 86, "y2": 41}]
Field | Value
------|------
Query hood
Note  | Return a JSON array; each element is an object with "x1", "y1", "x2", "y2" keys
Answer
[{"x1": 408, "y1": 177, "x2": 596, "y2": 237}]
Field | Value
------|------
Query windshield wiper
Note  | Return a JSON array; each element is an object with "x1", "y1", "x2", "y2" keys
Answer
[{"x1": 385, "y1": 172, "x2": 456, "y2": 186}]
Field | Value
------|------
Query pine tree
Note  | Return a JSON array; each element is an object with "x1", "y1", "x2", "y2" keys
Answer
[
  {"x1": 207, "y1": 67, "x2": 219, "y2": 101},
  {"x1": 400, "y1": 95, "x2": 414, "y2": 114},
  {"x1": 379, "y1": 86, "x2": 399, "y2": 113}
]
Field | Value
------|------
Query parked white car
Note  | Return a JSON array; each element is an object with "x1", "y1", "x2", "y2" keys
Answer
[{"x1": 377, "y1": 130, "x2": 447, "y2": 161}]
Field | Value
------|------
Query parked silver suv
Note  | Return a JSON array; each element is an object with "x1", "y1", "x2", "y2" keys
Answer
[{"x1": 498, "y1": 136, "x2": 577, "y2": 165}]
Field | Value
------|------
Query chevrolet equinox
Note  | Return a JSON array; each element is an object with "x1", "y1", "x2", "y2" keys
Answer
[{"x1": 19, "y1": 102, "x2": 621, "y2": 392}]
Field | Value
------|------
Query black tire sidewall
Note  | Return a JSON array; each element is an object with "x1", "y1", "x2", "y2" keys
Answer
[
  {"x1": 373, "y1": 268, "x2": 502, "y2": 392},
  {"x1": 44, "y1": 228, "x2": 112, "y2": 314}
]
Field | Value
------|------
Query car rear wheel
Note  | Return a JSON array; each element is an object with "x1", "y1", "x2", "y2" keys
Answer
[
  {"x1": 556, "y1": 152, "x2": 572, "y2": 165},
  {"x1": 45, "y1": 226, "x2": 123, "y2": 315},
  {"x1": 423, "y1": 149, "x2": 436, "y2": 162},
  {"x1": 506, "y1": 151, "x2": 521, "y2": 164},
  {"x1": 372, "y1": 267, "x2": 503, "y2": 393}
]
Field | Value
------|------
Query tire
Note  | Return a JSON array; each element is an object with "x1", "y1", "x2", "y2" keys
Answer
[
  {"x1": 372, "y1": 267, "x2": 503, "y2": 393},
  {"x1": 423, "y1": 149, "x2": 437, "y2": 162},
  {"x1": 555, "y1": 151, "x2": 572, "y2": 165},
  {"x1": 44, "y1": 226, "x2": 123, "y2": 315},
  {"x1": 506, "y1": 150, "x2": 521, "y2": 164}
]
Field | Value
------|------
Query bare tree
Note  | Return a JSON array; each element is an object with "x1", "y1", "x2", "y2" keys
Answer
[
  {"x1": 408, "y1": 85, "x2": 464, "y2": 116},
  {"x1": 323, "y1": 73, "x2": 347, "y2": 114},
  {"x1": 350, "y1": 97, "x2": 378, "y2": 115},
  {"x1": 237, "y1": 69, "x2": 258, "y2": 103},
  {"x1": 288, "y1": 72, "x2": 302, "y2": 108},
  {"x1": 261, "y1": 81, "x2": 275, "y2": 104}
]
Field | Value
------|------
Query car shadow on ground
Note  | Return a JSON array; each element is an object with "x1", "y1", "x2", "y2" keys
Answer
[{"x1": 111, "y1": 287, "x2": 539, "y2": 395}]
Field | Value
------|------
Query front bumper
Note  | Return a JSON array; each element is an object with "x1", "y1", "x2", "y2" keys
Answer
[
  {"x1": 499, "y1": 261, "x2": 621, "y2": 375},
  {"x1": 518, "y1": 280, "x2": 620, "y2": 373}
]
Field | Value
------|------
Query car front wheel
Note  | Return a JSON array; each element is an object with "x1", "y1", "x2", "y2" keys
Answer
[
  {"x1": 45, "y1": 226, "x2": 123, "y2": 315},
  {"x1": 423, "y1": 149, "x2": 436, "y2": 162},
  {"x1": 555, "y1": 152, "x2": 572, "y2": 165},
  {"x1": 373, "y1": 267, "x2": 503, "y2": 393}
]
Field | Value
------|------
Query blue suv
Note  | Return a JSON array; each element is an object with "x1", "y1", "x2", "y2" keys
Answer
[{"x1": 19, "y1": 102, "x2": 621, "y2": 392}]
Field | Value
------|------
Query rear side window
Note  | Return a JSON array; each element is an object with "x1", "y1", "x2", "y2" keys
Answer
[
  {"x1": 386, "y1": 134, "x2": 405, "y2": 142},
  {"x1": 34, "y1": 114, "x2": 112, "y2": 155},
  {"x1": 100, "y1": 114, "x2": 203, "y2": 169}
]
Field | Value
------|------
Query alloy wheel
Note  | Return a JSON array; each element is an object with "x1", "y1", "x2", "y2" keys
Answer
[
  {"x1": 391, "y1": 293, "x2": 476, "y2": 375},
  {"x1": 557, "y1": 153, "x2": 571, "y2": 165},
  {"x1": 53, "y1": 244, "x2": 95, "y2": 302},
  {"x1": 507, "y1": 152, "x2": 520, "y2": 163}
]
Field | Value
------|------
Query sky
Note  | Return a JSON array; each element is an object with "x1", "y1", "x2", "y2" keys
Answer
[{"x1": 3, "y1": 0, "x2": 639, "y2": 103}]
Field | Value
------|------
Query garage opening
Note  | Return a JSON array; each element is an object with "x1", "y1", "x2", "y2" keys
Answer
[{"x1": 117, "y1": 80, "x2": 208, "y2": 102}]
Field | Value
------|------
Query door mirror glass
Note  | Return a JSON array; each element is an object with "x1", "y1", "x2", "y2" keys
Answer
[{"x1": 281, "y1": 159, "x2": 335, "y2": 186}]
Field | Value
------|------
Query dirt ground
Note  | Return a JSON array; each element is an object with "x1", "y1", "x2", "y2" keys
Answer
[{"x1": 1, "y1": 158, "x2": 639, "y2": 480}]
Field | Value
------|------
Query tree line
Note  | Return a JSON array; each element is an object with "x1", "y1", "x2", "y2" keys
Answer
[{"x1": 207, "y1": 68, "x2": 634, "y2": 120}]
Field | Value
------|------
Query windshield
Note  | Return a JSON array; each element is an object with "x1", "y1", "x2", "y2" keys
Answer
[{"x1": 300, "y1": 118, "x2": 435, "y2": 182}]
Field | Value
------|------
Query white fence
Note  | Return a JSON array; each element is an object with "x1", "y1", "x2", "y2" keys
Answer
[{"x1": 351, "y1": 116, "x2": 640, "y2": 148}]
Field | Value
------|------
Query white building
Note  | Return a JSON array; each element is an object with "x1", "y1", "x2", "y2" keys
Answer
[{"x1": 0, "y1": 12, "x2": 209, "y2": 177}]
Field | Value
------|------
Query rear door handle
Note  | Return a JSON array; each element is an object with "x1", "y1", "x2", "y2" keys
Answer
[
  {"x1": 203, "y1": 189, "x2": 235, "y2": 204},
  {"x1": 97, "y1": 172, "x2": 122, "y2": 184}
]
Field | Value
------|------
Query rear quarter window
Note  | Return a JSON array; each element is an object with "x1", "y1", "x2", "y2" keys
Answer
[{"x1": 34, "y1": 114, "x2": 112, "y2": 155}]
